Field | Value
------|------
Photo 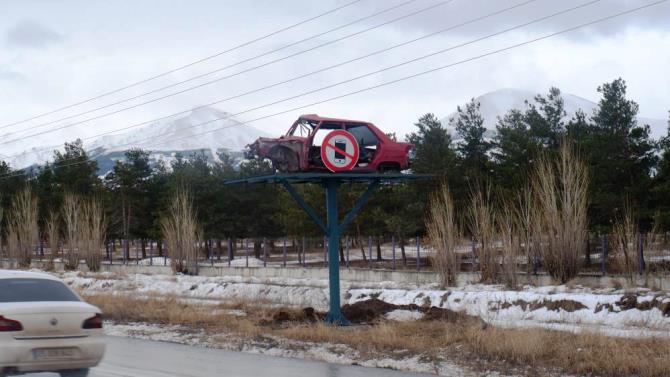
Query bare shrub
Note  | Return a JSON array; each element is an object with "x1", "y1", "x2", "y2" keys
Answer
[
  {"x1": 6, "y1": 187, "x2": 38, "y2": 267},
  {"x1": 82, "y1": 198, "x2": 106, "y2": 272},
  {"x1": 45, "y1": 212, "x2": 60, "y2": 271},
  {"x1": 612, "y1": 203, "x2": 639, "y2": 280},
  {"x1": 468, "y1": 186, "x2": 498, "y2": 283},
  {"x1": 161, "y1": 187, "x2": 201, "y2": 274},
  {"x1": 532, "y1": 143, "x2": 589, "y2": 283},
  {"x1": 497, "y1": 200, "x2": 522, "y2": 288},
  {"x1": 62, "y1": 193, "x2": 82, "y2": 270},
  {"x1": 427, "y1": 182, "x2": 461, "y2": 287}
]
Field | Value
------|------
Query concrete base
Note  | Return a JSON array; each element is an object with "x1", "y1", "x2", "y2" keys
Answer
[{"x1": 2, "y1": 260, "x2": 668, "y2": 290}]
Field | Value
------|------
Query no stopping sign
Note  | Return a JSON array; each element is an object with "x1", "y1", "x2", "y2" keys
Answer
[{"x1": 321, "y1": 130, "x2": 360, "y2": 172}]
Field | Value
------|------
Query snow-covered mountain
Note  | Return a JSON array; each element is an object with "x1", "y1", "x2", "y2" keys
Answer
[
  {"x1": 441, "y1": 88, "x2": 667, "y2": 139},
  {"x1": 4, "y1": 107, "x2": 269, "y2": 172}
]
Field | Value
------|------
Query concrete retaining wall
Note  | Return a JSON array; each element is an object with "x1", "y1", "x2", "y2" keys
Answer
[{"x1": 2, "y1": 260, "x2": 668, "y2": 289}]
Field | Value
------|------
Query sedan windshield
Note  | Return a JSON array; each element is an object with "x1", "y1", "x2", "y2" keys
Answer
[{"x1": 0, "y1": 278, "x2": 80, "y2": 303}]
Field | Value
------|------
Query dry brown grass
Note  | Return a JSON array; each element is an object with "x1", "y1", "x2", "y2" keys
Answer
[
  {"x1": 87, "y1": 294, "x2": 670, "y2": 377},
  {"x1": 427, "y1": 183, "x2": 461, "y2": 287}
]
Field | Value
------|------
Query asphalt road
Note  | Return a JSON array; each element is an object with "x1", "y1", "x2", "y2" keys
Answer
[{"x1": 26, "y1": 336, "x2": 434, "y2": 377}]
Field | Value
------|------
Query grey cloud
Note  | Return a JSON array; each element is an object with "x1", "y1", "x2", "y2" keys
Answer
[
  {"x1": 5, "y1": 20, "x2": 64, "y2": 49},
  {"x1": 0, "y1": 68, "x2": 25, "y2": 82},
  {"x1": 351, "y1": 0, "x2": 670, "y2": 39}
]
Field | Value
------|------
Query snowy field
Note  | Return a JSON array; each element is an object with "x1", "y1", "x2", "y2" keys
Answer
[{"x1": 59, "y1": 271, "x2": 670, "y2": 338}]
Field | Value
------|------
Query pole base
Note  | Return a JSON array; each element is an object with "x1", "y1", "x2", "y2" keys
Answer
[{"x1": 324, "y1": 311, "x2": 350, "y2": 326}]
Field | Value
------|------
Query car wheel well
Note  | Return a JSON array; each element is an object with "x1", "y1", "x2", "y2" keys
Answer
[{"x1": 268, "y1": 146, "x2": 300, "y2": 172}]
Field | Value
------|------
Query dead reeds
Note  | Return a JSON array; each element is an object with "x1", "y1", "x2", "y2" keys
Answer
[
  {"x1": 82, "y1": 198, "x2": 106, "y2": 272},
  {"x1": 6, "y1": 187, "x2": 38, "y2": 267},
  {"x1": 62, "y1": 193, "x2": 82, "y2": 270},
  {"x1": 161, "y1": 186, "x2": 201, "y2": 274},
  {"x1": 427, "y1": 182, "x2": 461, "y2": 287},
  {"x1": 468, "y1": 186, "x2": 498, "y2": 283},
  {"x1": 532, "y1": 143, "x2": 589, "y2": 283},
  {"x1": 45, "y1": 212, "x2": 60, "y2": 271}
]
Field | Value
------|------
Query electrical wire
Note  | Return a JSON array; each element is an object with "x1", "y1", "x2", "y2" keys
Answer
[
  {"x1": 0, "y1": 0, "x2": 366, "y2": 130},
  {"x1": 0, "y1": 0, "x2": 664, "y2": 181}
]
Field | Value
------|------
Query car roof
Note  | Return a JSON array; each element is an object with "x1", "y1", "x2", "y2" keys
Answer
[
  {"x1": 0, "y1": 269, "x2": 60, "y2": 281},
  {"x1": 299, "y1": 114, "x2": 371, "y2": 124}
]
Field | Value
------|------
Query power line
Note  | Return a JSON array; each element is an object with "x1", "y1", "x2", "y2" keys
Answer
[
  {"x1": 0, "y1": 0, "x2": 533, "y2": 157},
  {"x1": 0, "y1": 0, "x2": 366, "y2": 130},
  {"x1": 1, "y1": 0, "x2": 446, "y2": 144},
  {"x1": 1, "y1": 0, "x2": 664, "y2": 181}
]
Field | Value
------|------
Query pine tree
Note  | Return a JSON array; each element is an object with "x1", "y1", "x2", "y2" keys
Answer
[{"x1": 451, "y1": 98, "x2": 491, "y2": 183}]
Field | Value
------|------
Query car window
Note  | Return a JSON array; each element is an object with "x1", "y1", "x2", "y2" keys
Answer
[
  {"x1": 346, "y1": 123, "x2": 378, "y2": 146},
  {"x1": 312, "y1": 122, "x2": 342, "y2": 146},
  {"x1": 0, "y1": 278, "x2": 80, "y2": 303}
]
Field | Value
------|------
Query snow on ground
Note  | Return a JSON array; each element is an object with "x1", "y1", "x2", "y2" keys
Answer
[{"x1": 62, "y1": 271, "x2": 670, "y2": 338}]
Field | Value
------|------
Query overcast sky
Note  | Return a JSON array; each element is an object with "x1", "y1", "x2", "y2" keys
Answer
[{"x1": 0, "y1": 0, "x2": 668, "y2": 152}]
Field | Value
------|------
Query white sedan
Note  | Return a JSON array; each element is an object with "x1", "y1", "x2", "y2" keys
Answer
[{"x1": 0, "y1": 270, "x2": 105, "y2": 377}]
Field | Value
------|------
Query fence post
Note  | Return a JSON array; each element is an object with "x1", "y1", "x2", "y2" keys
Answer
[
  {"x1": 302, "y1": 236, "x2": 306, "y2": 267},
  {"x1": 135, "y1": 240, "x2": 139, "y2": 265},
  {"x1": 163, "y1": 241, "x2": 167, "y2": 266},
  {"x1": 638, "y1": 233, "x2": 646, "y2": 274},
  {"x1": 600, "y1": 234, "x2": 608, "y2": 275},
  {"x1": 324, "y1": 236, "x2": 328, "y2": 267},
  {"x1": 245, "y1": 238, "x2": 249, "y2": 268},
  {"x1": 345, "y1": 236, "x2": 350, "y2": 268},
  {"x1": 263, "y1": 237, "x2": 267, "y2": 267},
  {"x1": 392, "y1": 236, "x2": 396, "y2": 271},
  {"x1": 368, "y1": 236, "x2": 372, "y2": 270},
  {"x1": 149, "y1": 241, "x2": 153, "y2": 266},
  {"x1": 416, "y1": 236, "x2": 421, "y2": 271},
  {"x1": 283, "y1": 237, "x2": 287, "y2": 267},
  {"x1": 227, "y1": 238, "x2": 233, "y2": 266}
]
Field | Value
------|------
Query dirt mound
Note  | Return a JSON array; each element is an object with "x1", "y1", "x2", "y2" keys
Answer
[
  {"x1": 341, "y1": 298, "x2": 399, "y2": 323},
  {"x1": 268, "y1": 307, "x2": 323, "y2": 325}
]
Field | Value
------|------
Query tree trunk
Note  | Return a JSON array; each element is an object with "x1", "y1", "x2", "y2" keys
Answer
[
  {"x1": 157, "y1": 240, "x2": 163, "y2": 257},
  {"x1": 400, "y1": 236, "x2": 407, "y2": 265},
  {"x1": 253, "y1": 240, "x2": 261, "y2": 259},
  {"x1": 141, "y1": 239, "x2": 147, "y2": 259},
  {"x1": 339, "y1": 242, "x2": 345, "y2": 263},
  {"x1": 376, "y1": 236, "x2": 382, "y2": 261}
]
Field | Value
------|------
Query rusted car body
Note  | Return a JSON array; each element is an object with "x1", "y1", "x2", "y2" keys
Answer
[{"x1": 246, "y1": 114, "x2": 413, "y2": 173}]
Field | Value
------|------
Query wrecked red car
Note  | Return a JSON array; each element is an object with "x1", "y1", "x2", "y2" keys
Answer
[{"x1": 246, "y1": 114, "x2": 413, "y2": 173}]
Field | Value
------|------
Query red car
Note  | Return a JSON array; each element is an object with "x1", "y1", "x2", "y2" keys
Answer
[{"x1": 247, "y1": 114, "x2": 413, "y2": 173}]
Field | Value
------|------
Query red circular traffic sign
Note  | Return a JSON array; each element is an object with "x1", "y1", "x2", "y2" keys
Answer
[{"x1": 321, "y1": 130, "x2": 360, "y2": 172}]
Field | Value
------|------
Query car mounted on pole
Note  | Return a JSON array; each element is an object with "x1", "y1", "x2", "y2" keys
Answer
[
  {"x1": 232, "y1": 117, "x2": 427, "y2": 324},
  {"x1": 246, "y1": 114, "x2": 414, "y2": 173}
]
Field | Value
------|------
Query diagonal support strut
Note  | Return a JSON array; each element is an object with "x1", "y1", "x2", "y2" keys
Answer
[{"x1": 280, "y1": 179, "x2": 328, "y2": 235}]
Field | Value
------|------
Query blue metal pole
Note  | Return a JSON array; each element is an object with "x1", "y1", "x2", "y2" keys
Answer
[{"x1": 324, "y1": 180, "x2": 347, "y2": 325}]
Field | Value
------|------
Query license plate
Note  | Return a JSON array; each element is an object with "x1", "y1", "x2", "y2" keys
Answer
[{"x1": 32, "y1": 348, "x2": 77, "y2": 360}]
